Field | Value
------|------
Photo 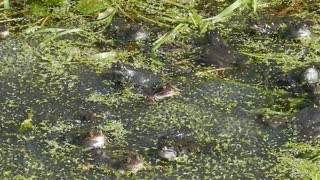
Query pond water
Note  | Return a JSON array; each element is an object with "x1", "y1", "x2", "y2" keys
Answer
[
  {"x1": 0, "y1": 0, "x2": 319, "y2": 179},
  {"x1": 0, "y1": 38, "x2": 298, "y2": 178}
]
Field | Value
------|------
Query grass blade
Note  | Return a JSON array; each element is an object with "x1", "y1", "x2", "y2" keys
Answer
[
  {"x1": 204, "y1": 0, "x2": 257, "y2": 23},
  {"x1": 150, "y1": 23, "x2": 188, "y2": 59},
  {"x1": 40, "y1": 28, "x2": 85, "y2": 45}
]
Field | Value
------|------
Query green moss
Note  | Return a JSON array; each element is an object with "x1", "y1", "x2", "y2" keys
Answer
[
  {"x1": 29, "y1": 4, "x2": 50, "y2": 16},
  {"x1": 76, "y1": 0, "x2": 112, "y2": 14}
]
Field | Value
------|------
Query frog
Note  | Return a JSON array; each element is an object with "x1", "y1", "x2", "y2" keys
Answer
[
  {"x1": 126, "y1": 26, "x2": 149, "y2": 42},
  {"x1": 246, "y1": 13, "x2": 313, "y2": 40},
  {"x1": 81, "y1": 130, "x2": 106, "y2": 149},
  {"x1": 108, "y1": 62, "x2": 178, "y2": 101},
  {"x1": 256, "y1": 106, "x2": 320, "y2": 142},
  {"x1": 0, "y1": 25, "x2": 9, "y2": 39},
  {"x1": 246, "y1": 14, "x2": 284, "y2": 35},
  {"x1": 65, "y1": 128, "x2": 108, "y2": 150},
  {"x1": 148, "y1": 84, "x2": 179, "y2": 101},
  {"x1": 295, "y1": 106, "x2": 320, "y2": 142},
  {"x1": 157, "y1": 127, "x2": 199, "y2": 160},
  {"x1": 256, "y1": 113, "x2": 290, "y2": 129},
  {"x1": 109, "y1": 61, "x2": 162, "y2": 95},
  {"x1": 280, "y1": 19, "x2": 313, "y2": 40},
  {"x1": 197, "y1": 30, "x2": 247, "y2": 68},
  {"x1": 109, "y1": 17, "x2": 149, "y2": 42},
  {"x1": 112, "y1": 151, "x2": 145, "y2": 174},
  {"x1": 91, "y1": 147, "x2": 145, "y2": 174}
]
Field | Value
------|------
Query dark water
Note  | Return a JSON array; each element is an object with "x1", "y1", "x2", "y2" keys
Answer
[{"x1": 0, "y1": 37, "x2": 292, "y2": 178}]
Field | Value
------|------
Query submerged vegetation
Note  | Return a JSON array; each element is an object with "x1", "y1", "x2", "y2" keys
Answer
[{"x1": 0, "y1": 0, "x2": 320, "y2": 179}]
